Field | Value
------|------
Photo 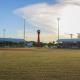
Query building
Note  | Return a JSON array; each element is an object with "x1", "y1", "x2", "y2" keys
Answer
[
  {"x1": 0, "y1": 38, "x2": 25, "y2": 48},
  {"x1": 57, "y1": 39, "x2": 80, "y2": 48}
]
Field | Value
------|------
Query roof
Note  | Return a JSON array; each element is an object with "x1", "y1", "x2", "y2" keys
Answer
[
  {"x1": 0, "y1": 38, "x2": 24, "y2": 43},
  {"x1": 57, "y1": 38, "x2": 80, "y2": 43}
]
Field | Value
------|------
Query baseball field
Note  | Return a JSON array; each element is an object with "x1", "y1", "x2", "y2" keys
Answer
[{"x1": 0, "y1": 48, "x2": 80, "y2": 80}]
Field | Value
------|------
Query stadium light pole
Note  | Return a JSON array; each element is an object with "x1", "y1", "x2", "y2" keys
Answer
[
  {"x1": 57, "y1": 17, "x2": 60, "y2": 44},
  {"x1": 24, "y1": 19, "x2": 26, "y2": 47},
  {"x1": 24, "y1": 19, "x2": 26, "y2": 40}
]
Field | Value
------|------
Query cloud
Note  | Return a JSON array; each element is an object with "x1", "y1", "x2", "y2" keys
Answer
[
  {"x1": 14, "y1": 0, "x2": 80, "y2": 33},
  {"x1": 59, "y1": 0, "x2": 80, "y2": 6},
  {"x1": 14, "y1": 0, "x2": 80, "y2": 42},
  {"x1": 14, "y1": 3, "x2": 61, "y2": 34}
]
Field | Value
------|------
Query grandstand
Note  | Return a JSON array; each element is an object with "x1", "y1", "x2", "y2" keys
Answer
[
  {"x1": 57, "y1": 38, "x2": 80, "y2": 48},
  {"x1": 0, "y1": 38, "x2": 25, "y2": 48}
]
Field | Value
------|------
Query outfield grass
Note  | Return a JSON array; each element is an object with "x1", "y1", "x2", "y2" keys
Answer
[{"x1": 0, "y1": 48, "x2": 80, "y2": 80}]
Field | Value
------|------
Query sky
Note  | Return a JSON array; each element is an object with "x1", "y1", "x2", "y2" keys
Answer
[{"x1": 1, "y1": 0, "x2": 80, "y2": 42}]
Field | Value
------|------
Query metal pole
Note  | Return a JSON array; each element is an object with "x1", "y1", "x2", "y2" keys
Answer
[
  {"x1": 57, "y1": 18, "x2": 60, "y2": 43},
  {"x1": 24, "y1": 19, "x2": 26, "y2": 40},
  {"x1": 24, "y1": 19, "x2": 26, "y2": 47}
]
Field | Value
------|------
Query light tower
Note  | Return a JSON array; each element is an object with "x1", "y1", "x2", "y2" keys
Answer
[
  {"x1": 24, "y1": 19, "x2": 26, "y2": 47},
  {"x1": 57, "y1": 17, "x2": 60, "y2": 40},
  {"x1": 57, "y1": 17, "x2": 60, "y2": 44},
  {"x1": 37, "y1": 30, "x2": 40, "y2": 47},
  {"x1": 24, "y1": 19, "x2": 26, "y2": 41}
]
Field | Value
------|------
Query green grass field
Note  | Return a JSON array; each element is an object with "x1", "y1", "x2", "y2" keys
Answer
[{"x1": 0, "y1": 48, "x2": 80, "y2": 80}]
